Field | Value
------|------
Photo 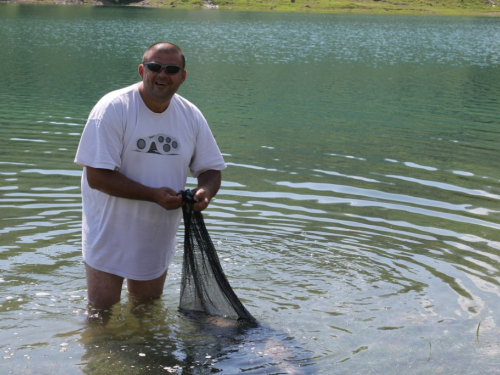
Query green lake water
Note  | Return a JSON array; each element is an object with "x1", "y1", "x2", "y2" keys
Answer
[{"x1": 1, "y1": 4, "x2": 500, "y2": 374}]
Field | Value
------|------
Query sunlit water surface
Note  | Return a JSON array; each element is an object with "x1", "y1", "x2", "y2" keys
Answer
[{"x1": 1, "y1": 4, "x2": 500, "y2": 374}]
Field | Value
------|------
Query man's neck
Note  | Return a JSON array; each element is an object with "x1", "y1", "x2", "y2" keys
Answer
[{"x1": 137, "y1": 83, "x2": 171, "y2": 113}]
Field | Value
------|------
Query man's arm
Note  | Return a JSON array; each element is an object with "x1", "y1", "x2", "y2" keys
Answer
[
  {"x1": 192, "y1": 170, "x2": 222, "y2": 212},
  {"x1": 86, "y1": 166, "x2": 183, "y2": 211}
]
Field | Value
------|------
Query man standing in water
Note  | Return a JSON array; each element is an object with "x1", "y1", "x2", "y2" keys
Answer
[{"x1": 74, "y1": 42, "x2": 226, "y2": 311}]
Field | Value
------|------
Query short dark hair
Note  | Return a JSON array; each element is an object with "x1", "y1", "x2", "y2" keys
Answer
[{"x1": 142, "y1": 42, "x2": 186, "y2": 68}]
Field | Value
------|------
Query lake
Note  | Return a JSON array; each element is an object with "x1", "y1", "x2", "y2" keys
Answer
[{"x1": 1, "y1": 4, "x2": 499, "y2": 374}]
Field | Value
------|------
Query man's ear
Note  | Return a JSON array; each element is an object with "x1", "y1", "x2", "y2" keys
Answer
[{"x1": 138, "y1": 64, "x2": 144, "y2": 79}]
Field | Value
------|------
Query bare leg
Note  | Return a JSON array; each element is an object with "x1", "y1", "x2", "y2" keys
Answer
[
  {"x1": 127, "y1": 269, "x2": 168, "y2": 305},
  {"x1": 85, "y1": 262, "x2": 124, "y2": 310}
]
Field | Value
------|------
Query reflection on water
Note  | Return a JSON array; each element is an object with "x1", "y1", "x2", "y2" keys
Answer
[
  {"x1": 1, "y1": 4, "x2": 500, "y2": 374},
  {"x1": 79, "y1": 304, "x2": 312, "y2": 374}
]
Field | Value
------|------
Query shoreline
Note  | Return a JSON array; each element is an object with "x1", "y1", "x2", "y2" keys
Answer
[{"x1": 1, "y1": 0, "x2": 499, "y2": 16}]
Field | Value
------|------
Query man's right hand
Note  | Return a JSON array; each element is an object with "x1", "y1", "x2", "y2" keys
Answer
[
  {"x1": 86, "y1": 166, "x2": 183, "y2": 211},
  {"x1": 153, "y1": 187, "x2": 184, "y2": 210}
]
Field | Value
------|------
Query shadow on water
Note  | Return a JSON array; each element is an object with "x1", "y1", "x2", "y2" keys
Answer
[{"x1": 78, "y1": 301, "x2": 315, "y2": 374}]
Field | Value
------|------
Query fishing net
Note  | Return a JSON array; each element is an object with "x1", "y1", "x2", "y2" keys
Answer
[{"x1": 178, "y1": 189, "x2": 257, "y2": 325}]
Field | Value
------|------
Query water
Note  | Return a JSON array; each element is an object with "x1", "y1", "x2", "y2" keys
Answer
[{"x1": 1, "y1": 4, "x2": 500, "y2": 374}]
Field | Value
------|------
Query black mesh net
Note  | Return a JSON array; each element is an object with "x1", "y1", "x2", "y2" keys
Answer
[{"x1": 179, "y1": 189, "x2": 257, "y2": 325}]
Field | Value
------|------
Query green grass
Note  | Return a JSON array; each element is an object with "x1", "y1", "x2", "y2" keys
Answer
[
  {"x1": 11, "y1": 0, "x2": 500, "y2": 16},
  {"x1": 134, "y1": 0, "x2": 499, "y2": 16}
]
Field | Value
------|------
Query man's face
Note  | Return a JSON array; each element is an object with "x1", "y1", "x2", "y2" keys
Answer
[{"x1": 139, "y1": 49, "x2": 186, "y2": 104}]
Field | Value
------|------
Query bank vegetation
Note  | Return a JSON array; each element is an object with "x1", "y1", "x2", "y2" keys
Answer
[{"x1": 2, "y1": 0, "x2": 499, "y2": 16}]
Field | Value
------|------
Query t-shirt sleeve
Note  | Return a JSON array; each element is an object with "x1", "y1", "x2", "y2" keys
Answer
[
  {"x1": 74, "y1": 101, "x2": 124, "y2": 171},
  {"x1": 189, "y1": 112, "x2": 226, "y2": 178}
]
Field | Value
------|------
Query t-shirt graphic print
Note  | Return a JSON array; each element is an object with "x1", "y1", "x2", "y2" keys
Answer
[{"x1": 136, "y1": 133, "x2": 180, "y2": 155}]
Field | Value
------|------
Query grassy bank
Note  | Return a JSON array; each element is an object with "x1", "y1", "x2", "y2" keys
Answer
[
  {"x1": 2, "y1": 0, "x2": 499, "y2": 16},
  {"x1": 168, "y1": 0, "x2": 500, "y2": 16}
]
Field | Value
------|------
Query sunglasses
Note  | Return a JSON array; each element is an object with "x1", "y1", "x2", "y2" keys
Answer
[{"x1": 143, "y1": 63, "x2": 184, "y2": 75}]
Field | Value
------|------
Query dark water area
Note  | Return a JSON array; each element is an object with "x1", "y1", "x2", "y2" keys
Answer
[{"x1": 1, "y1": 4, "x2": 500, "y2": 374}]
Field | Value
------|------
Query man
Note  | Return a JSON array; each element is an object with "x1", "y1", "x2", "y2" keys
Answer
[{"x1": 74, "y1": 42, "x2": 226, "y2": 310}]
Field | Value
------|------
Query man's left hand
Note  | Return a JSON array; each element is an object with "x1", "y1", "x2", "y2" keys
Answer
[
  {"x1": 192, "y1": 188, "x2": 210, "y2": 212},
  {"x1": 193, "y1": 170, "x2": 221, "y2": 212}
]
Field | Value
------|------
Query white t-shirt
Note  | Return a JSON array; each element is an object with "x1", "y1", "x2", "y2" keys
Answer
[{"x1": 74, "y1": 84, "x2": 226, "y2": 280}]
